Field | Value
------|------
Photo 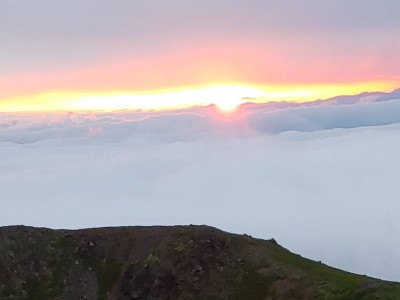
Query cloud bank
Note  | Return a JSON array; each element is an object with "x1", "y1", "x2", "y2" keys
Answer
[{"x1": 1, "y1": 97, "x2": 400, "y2": 281}]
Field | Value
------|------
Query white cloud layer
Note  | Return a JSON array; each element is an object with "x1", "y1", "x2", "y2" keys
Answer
[{"x1": 1, "y1": 97, "x2": 400, "y2": 281}]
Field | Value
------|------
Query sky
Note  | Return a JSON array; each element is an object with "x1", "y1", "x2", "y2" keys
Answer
[{"x1": 1, "y1": 0, "x2": 400, "y2": 111}]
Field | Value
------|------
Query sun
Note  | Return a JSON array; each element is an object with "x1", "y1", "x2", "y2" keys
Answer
[
  {"x1": 214, "y1": 99, "x2": 243, "y2": 112},
  {"x1": 199, "y1": 85, "x2": 259, "y2": 112}
]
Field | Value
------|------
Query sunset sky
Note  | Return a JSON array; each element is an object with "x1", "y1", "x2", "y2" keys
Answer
[{"x1": 1, "y1": 0, "x2": 399, "y2": 112}]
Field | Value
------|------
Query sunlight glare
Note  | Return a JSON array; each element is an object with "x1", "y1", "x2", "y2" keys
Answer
[{"x1": 0, "y1": 81, "x2": 397, "y2": 113}]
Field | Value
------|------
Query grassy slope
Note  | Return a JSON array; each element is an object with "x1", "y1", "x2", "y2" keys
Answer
[{"x1": 0, "y1": 225, "x2": 399, "y2": 300}]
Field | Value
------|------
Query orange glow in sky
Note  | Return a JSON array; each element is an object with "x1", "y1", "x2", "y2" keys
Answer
[
  {"x1": 0, "y1": 80, "x2": 398, "y2": 113},
  {"x1": 2, "y1": 1, "x2": 400, "y2": 114}
]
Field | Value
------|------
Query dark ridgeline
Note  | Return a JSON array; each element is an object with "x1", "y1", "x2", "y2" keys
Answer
[{"x1": 0, "y1": 225, "x2": 399, "y2": 300}]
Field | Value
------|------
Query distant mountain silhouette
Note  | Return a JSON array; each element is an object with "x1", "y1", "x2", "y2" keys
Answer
[{"x1": 239, "y1": 87, "x2": 400, "y2": 111}]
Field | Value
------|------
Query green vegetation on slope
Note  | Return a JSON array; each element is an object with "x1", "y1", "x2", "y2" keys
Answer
[{"x1": 0, "y1": 225, "x2": 399, "y2": 300}]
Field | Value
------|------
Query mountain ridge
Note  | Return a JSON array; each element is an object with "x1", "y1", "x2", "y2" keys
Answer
[
  {"x1": 238, "y1": 87, "x2": 400, "y2": 111},
  {"x1": 1, "y1": 225, "x2": 399, "y2": 300}
]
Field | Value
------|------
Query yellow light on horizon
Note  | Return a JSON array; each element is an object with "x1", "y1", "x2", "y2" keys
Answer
[
  {"x1": 0, "y1": 80, "x2": 398, "y2": 113},
  {"x1": 0, "y1": 84, "x2": 264, "y2": 113}
]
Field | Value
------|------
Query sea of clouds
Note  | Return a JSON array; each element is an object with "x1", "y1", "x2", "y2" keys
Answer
[{"x1": 1, "y1": 95, "x2": 400, "y2": 281}]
